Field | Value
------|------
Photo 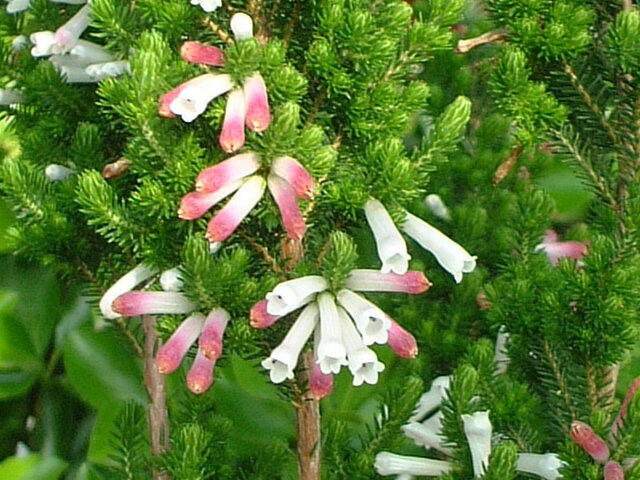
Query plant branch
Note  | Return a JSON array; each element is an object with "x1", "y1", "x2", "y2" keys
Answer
[
  {"x1": 493, "y1": 145, "x2": 523, "y2": 186},
  {"x1": 295, "y1": 350, "x2": 321, "y2": 480},
  {"x1": 456, "y1": 29, "x2": 508, "y2": 54}
]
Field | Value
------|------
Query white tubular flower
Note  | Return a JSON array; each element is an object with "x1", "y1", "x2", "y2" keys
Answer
[
  {"x1": 30, "y1": 31, "x2": 56, "y2": 57},
  {"x1": 99, "y1": 263, "x2": 159, "y2": 319},
  {"x1": 364, "y1": 198, "x2": 410, "y2": 275},
  {"x1": 409, "y1": 375, "x2": 451, "y2": 422},
  {"x1": 85, "y1": 60, "x2": 131, "y2": 81},
  {"x1": 338, "y1": 307, "x2": 384, "y2": 386},
  {"x1": 516, "y1": 453, "x2": 564, "y2": 480},
  {"x1": 424, "y1": 194, "x2": 451, "y2": 221},
  {"x1": 189, "y1": 0, "x2": 221, "y2": 12},
  {"x1": 45, "y1": 164, "x2": 75, "y2": 181},
  {"x1": 265, "y1": 276, "x2": 328, "y2": 316},
  {"x1": 52, "y1": 4, "x2": 92, "y2": 54},
  {"x1": 402, "y1": 420, "x2": 453, "y2": 455},
  {"x1": 0, "y1": 89, "x2": 23, "y2": 105},
  {"x1": 261, "y1": 303, "x2": 319, "y2": 383},
  {"x1": 230, "y1": 13, "x2": 253, "y2": 41},
  {"x1": 170, "y1": 74, "x2": 233, "y2": 123},
  {"x1": 374, "y1": 452, "x2": 452, "y2": 477},
  {"x1": 70, "y1": 40, "x2": 114, "y2": 63},
  {"x1": 396, "y1": 475, "x2": 414, "y2": 480},
  {"x1": 402, "y1": 212, "x2": 476, "y2": 284},
  {"x1": 57, "y1": 65, "x2": 95, "y2": 83},
  {"x1": 336, "y1": 289, "x2": 390, "y2": 345},
  {"x1": 6, "y1": 0, "x2": 30, "y2": 14},
  {"x1": 462, "y1": 411, "x2": 492, "y2": 478},
  {"x1": 316, "y1": 292, "x2": 347, "y2": 375},
  {"x1": 160, "y1": 267, "x2": 183, "y2": 292},
  {"x1": 493, "y1": 326, "x2": 509, "y2": 376}
]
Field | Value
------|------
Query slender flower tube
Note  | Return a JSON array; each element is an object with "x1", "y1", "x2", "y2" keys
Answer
[
  {"x1": 265, "y1": 276, "x2": 328, "y2": 316},
  {"x1": 160, "y1": 267, "x2": 183, "y2": 292},
  {"x1": 159, "y1": 84, "x2": 187, "y2": 118},
  {"x1": 230, "y1": 13, "x2": 253, "y2": 41},
  {"x1": 250, "y1": 300, "x2": 282, "y2": 329},
  {"x1": 186, "y1": 350, "x2": 216, "y2": 394},
  {"x1": 6, "y1": 0, "x2": 30, "y2": 14},
  {"x1": 178, "y1": 180, "x2": 242, "y2": 220},
  {"x1": 45, "y1": 164, "x2": 75, "y2": 181},
  {"x1": 195, "y1": 153, "x2": 260, "y2": 193},
  {"x1": 402, "y1": 418, "x2": 452, "y2": 455},
  {"x1": 261, "y1": 303, "x2": 319, "y2": 383},
  {"x1": 409, "y1": 375, "x2": 450, "y2": 422},
  {"x1": 219, "y1": 89, "x2": 246, "y2": 153},
  {"x1": 244, "y1": 73, "x2": 270, "y2": 132},
  {"x1": 493, "y1": 326, "x2": 509, "y2": 376},
  {"x1": 30, "y1": 31, "x2": 56, "y2": 57},
  {"x1": 316, "y1": 293, "x2": 347, "y2": 374},
  {"x1": 612, "y1": 376, "x2": 640, "y2": 437},
  {"x1": 387, "y1": 319, "x2": 418, "y2": 358},
  {"x1": 267, "y1": 174, "x2": 306, "y2": 240},
  {"x1": 336, "y1": 289, "x2": 390, "y2": 345},
  {"x1": 344, "y1": 269, "x2": 431, "y2": 294},
  {"x1": 310, "y1": 334, "x2": 333, "y2": 400},
  {"x1": 403, "y1": 212, "x2": 476, "y2": 284},
  {"x1": 99, "y1": 264, "x2": 159, "y2": 319},
  {"x1": 112, "y1": 291, "x2": 197, "y2": 317},
  {"x1": 339, "y1": 307, "x2": 384, "y2": 386},
  {"x1": 85, "y1": 61, "x2": 131, "y2": 81},
  {"x1": 271, "y1": 156, "x2": 315, "y2": 200},
  {"x1": 58, "y1": 65, "x2": 94, "y2": 83},
  {"x1": 205, "y1": 175, "x2": 266, "y2": 243},
  {"x1": 53, "y1": 4, "x2": 92, "y2": 54},
  {"x1": 198, "y1": 309, "x2": 229, "y2": 360},
  {"x1": 570, "y1": 421, "x2": 610, "y2": 463},
  {"x1": 425, "y1": 194, "x2": 451, "y2": 221},
  {"x1": 604, "y1": 461, "x2": 625, "y2": 480},
  {"x1": 374, "y1": 452, "x2": 452, "y2": 477},
  {"x1": 364, "y1": 199, "x2": 410, "y2": 275},
  {"x1": 0, "y1": 90, "x2": 23, "y2": 105},
  {"x1": 462, "y1": 411, "x2": 492, "y2": 478},
  {"x1": 190, "y1": 0, "x2": 221, "y2": 12},
  {"x1": 516, "y1": 453, "x2": 564, "y2": 480},
  {"x1": 169, "y1": 73, "x2": 233, "y2": 123},
  {"x1": 155, "y1": 313, "x2": 205, "y2": 374},
  {"x1": 180, "y1": 41, "x2": 225, "y2": 66},
  {"x1": 535, "y1": 230, "x2": 588, "y2": 266}
]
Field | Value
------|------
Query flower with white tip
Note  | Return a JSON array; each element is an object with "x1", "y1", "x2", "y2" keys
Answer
[
  {"x1": 364, "y1": 198, "x2": 410, "y2": 275},
  {"x1": 230, "y1": 12, "x2": 253, "y2": 41},
  {"x1": 516, "y1": 453, "x2": 564, "y2": 480},
  {"x1": 261, "y1": 303, "x2": 318, "y2": 383},
  {"x1": 336, "y1": 289, "x2": 390, "y2": 345},
  {"x1": 403, "y1": 212, "x2": 476, "y2": 284},
  {"x1": 316, "y1": 292, "x2": 348, "y2": 374},
  {"x1": 167, "y1": 73, "x2": 233, "y2": 123},
  {"x1": 45, "y1": 164, "x2": 75, "y2": 181},
  {"x1": 374, "y1": 452, "x2": 452, "y2": 477},
  {"x1": 99, "y1": 263, "x2": 159, "y2": 319},
  {"x1": 339, "y1": 307, "x2": 384, "y2": 386},
  {"x1": 402, "y1": 411, "x2": 453, "y2": 455},
  {"x1": 112, "y1": 291, "x2": 197, "y2": 317},
  {"x1": 6, "y1": 0, "x2": 30, "y2": 14},
  {"x1": 52, "y1": 4, "x2": 92, "y2": 54},
  {"x1": 266, "y1": 276, "x2": 327, "y2": 316},
  {"x1": 425, "y1": 194, "x2": 451, "y2": 221},
  {"x1": 189, "y1": 0, "x2": 220, "y2": 13},
  {"x1": 160, "y1": 267, "x2": 184, "y2": 292},
  {"x1": 156, "y1": 313, "x2": 205, "y2": 374},
  {"x1": 462, "y1": 411, "x2": 492, "y2": 478}
]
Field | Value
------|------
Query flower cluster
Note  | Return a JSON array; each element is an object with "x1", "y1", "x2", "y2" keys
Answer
[
  {"x1": 28, "y1": 5, "x2": 130, "y2": 83},
  {"x1": 159, "y1": 14, "x2": 270, "y2": 153},
  {"x1": 99, "y1": 264, "x2": 229, "y2": 395},
  {"x1": 252, "y1": 269, "x2": 429, "y2": 395},
  {"x1": 375, "y1": 375, "x2": 564, "y2": 479},
  {"x1": 178, "y1": 153, "x2": 313, "y2": 245}
]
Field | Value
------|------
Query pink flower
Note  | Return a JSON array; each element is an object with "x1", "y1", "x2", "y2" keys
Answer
[
  {"x1": 178, "y1": 181, "x2": 242, "y2": 220},
  {"x1": 198, "y1": 309, "x2": 229, "y2": 360},
  {"x1": 158, "y1": 84, "x2": 187, "y2": 118},
  {"x1": 387, "y1": 319, "x2": 418, "y2": 358},
  {"x1": 536, "y1": 230, "x2": 588, "y2": 266},
  {"x1": 250, "y1": 300, "x2": 282, "y2": 329},
  {"x1": 570, "y1": 420, "x2": 610, "y2": 463},
  {"x1": 187, "y1": 350, "x2": 216, "y2": 394},
  {"x1": 219, "y1": 89, "x2": 246, "y2": 153},
  {"x1": 309, "y1": 359, "x2": 333, "y2": 400},
  {"x1": 53, "y1": 4, "x2": 91, "y2": 54},
  {"x1": 180, "y1": 41, "x2": 225, "y2": 66},
  {"x1": 112, "y1": 291, "x2": 197, "y2": 317},
  {"x1": 156, "y1": 313, "x2": 205, "y2": 374},
  {"x1": 604, "y1": 461, "x2": 625, "y2": 480},
  {"x1": 344, "y1": 270, "x2": 431, "y2": 295},
  {"x1": 267, "y1": 174, "x2": 306, "y2": 241},
  {"x1": 195, "y1": 153, "x2": 260, "y2": 193},
  {"x1": 244, "y1": 73, "x2": 270, "y2": 133},
  {"x1": 271, "y1": 156, "x2": 315, "y2": 200}
]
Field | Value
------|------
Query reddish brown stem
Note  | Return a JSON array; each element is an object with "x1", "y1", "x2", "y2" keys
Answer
[
  {"x1": 142, "y1": 315, "x2": 170, "y2": 480},
  {"x1": 296, "y1": 351, "x2": 321, "y2": 480}
]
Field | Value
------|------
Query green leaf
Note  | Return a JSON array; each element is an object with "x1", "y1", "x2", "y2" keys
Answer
[
  {"x1": 63, "y1": 324, "x2": 146, "y2": 409},
  {"x1": 0, "y1": 454, "x2": 67, "y2": 480},
  {"x1": 87, "y1": 403, "x2": 120, "y2": 466}
]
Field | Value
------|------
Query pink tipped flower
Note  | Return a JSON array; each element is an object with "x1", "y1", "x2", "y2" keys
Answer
[
  {"x1": 387, "y1": 319, "x2": 418, "y2": 358},
  {"x1": 271, "y1": 156, "x2": 315, "y2": 200},
  {"x1": 99, "y1": 263, "x2": 159, "y2": 319},
  {"x1": 112, "y1": 291, "x2": 197, "y2": 317},
  {"x1": 309, "y1": 360, "x2": 333, "y2": 400},
  {"x1": 267, "y1": 174, "x2": 306, "y2": 240},
  {"x1": 156, "y1": 313, "x2": 205, "y2": 374},
  {"x1": 195, "y1": 153, "x2": 260, "y2": 193},
  {"x1": 536, "y1": 230, "x2": 588, "y2": 266},
  {"x1": 570, "y1": 421, "x2": 610, "y2": 464},
  {"x1": 198, "y1": 309, "x2": 229, "y2": 360},
  {"x1": 205, "y1": 175, "x2": 266, "y2": 243},
  {"x1": 336, "y1": 289, "x2": 391, "y2": 345},
  {"x1": 186, "y1": 350, "x2": 216, "y2": 394},
  {"x1": 339, "y1": 307, "x2": 384, "y2": 386},
  {"x1": 612, "y1": 376, "x2": 640, "y2": 437},
  {"x1": 244, "y1": 73, "x2": 270, "y2": 133},
  {"x1": 180, "y1": 41, "x2": 225, "y2": 67},
  {"x1": 178, "y1": 180, "x2": 242, "y2": 220},
  {"x1": 250, "y1": 300, "x2": 281, "y2": 328},
  {"x1": 344, "y1": 270, "x2": 431, "y2": 295},
  {"x1": 53, "y1": 4, "x2": 92, "y2": 54},
  {"x1": 219, "y1": 88, "x2": 246, "y2": 153},
  {"x1": 159, "y1": 84, "x2": 188, "y2": 118},
  {"x1": 604, "y1": 461, "x2": 625, "y2": 480},
  {"x1": 169, "y1": 73, "x2": 233, "y2": 123}
]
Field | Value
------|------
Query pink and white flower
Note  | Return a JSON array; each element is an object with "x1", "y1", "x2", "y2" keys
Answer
[
  {"x1": 99, "y1": 263, "x2": 159, "y2": 319},
  {"x1": 316, "y1": 292, "x2": 348, "y2": 375},
  {"x1": 309, "y1": 333, "x2": 334, "y2": 400},
  {"x1": 111, "y1": 291, "x2": 197, "y2": 317},
  {"x1": 364, "y1": 199, "x2": 410, "y2": 275},
  {"x1": 156, "y1": 313, "x2": 205, "y2": 374},
  {"x1": 267, "y1": 174, "x2": 306, "y2": 241},
  {"x1": 186, "y1": 350, "x2": 216, "y2": 394},
  {"x1": 344, "y1": 269, "x2": 431, "y2": 294},
  {"x1": 336, "y1": 289, "x2": 390, "y2": 345},
  {"x1": 53, "y1": 4, "x2": 92, "y2": 54},
  {"x1": 387, "y1": 319, "x2": 418, "y2": 358},
  {"x1": 338, "y1": 307, "x2": 384, "y2": 386},
  {"x1": 535, "y1": 230, "x2": 588, "y2": 266},
  {"x1": 266, "y1": 276, "x2": 327, "y2": 316},
  {"x1": 244, "y1": 73, "x2": 270, "y2": 133},
  {"x1": 180, "y1": 41, "x2": 225, "y2": 67},
  {"x1": 219, "y1": 89, "x2": 246, "y2": 153},
  {"x1": 198, "y1": 309, "x2": 229, "y2": 360},
  {"x1": 271, "y1": 156, "x2": 315, "y2": 200},
  {"x1": 168, "y1": 73, "x2": 233, "y2": 123}
]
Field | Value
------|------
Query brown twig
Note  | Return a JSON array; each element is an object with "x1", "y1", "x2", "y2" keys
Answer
[
  {"x1": 282, "y1": 1, "x2": 300, "y2": 47},
  {"x1": 296, "y1": 351, "x2": 321, "y2": 480},
  {"x1": 543, "y1": 340, "x2": 576, "y2": 432},
  {"x1": 456, "y1": 29, "x2": 509, "y2": 54},
  {"x1": 493, "y1": 145, "x2": 523, "y2": 185},
  {"x1": 242, "y1": 233, "x2": 284, "y2": 277},
  {"x1": 599, "y1": 363, "x2": 620, "y2": 411},
  {"x1": 142, "y1": 315, "x2": 170, "y2": 480},
  {"x1": 622, "y1": 0, "x2": 633, "y2": 11},
  {"x1": 203, "y1": 18, "x2": 233, "y2": 44},
  {"x1": 248, "y1": 0, "x2": 269, "y2": 45}
]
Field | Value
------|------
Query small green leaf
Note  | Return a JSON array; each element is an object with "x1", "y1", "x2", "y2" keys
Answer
[{"x1": 0, "y1": 454, "x2": 67, "y2": 480}]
